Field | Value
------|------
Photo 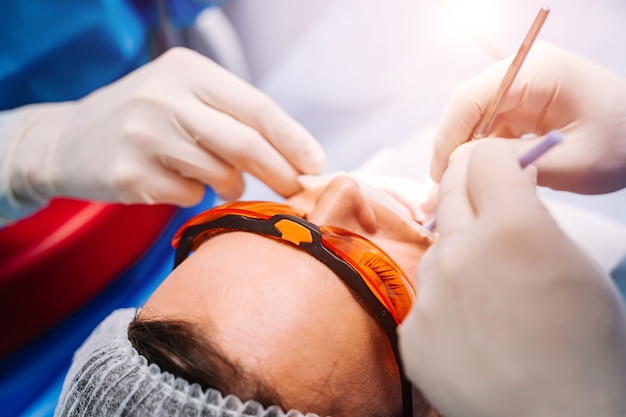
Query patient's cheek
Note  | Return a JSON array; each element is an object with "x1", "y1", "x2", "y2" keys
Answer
[{"x1": 258, "y1": 333, "x2": 403, "y2": 416}]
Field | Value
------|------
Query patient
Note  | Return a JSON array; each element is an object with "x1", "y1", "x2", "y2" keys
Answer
[{"x1": 55, "y1": 175, "x2": 437, "y2": 417}]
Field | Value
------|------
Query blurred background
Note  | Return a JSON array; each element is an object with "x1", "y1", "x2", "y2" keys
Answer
[
  {"x1": 227, "y1": 0, "x2": 626, "y2": 224},
  {"x1": 2, "y1": 1, "x2": 625, "y2": 416}
]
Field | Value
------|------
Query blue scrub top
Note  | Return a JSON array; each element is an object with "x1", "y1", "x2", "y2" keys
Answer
[{"x1": 0, "y1": 0, "x2": 222, "y2": 110}]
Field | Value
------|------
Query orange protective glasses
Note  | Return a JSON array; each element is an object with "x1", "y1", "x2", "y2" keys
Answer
[
  {"x1": 172, "y1": 201, "x2": 422, "y2": 417},
  {"x1": 172, "y1": 201, "x2": 416, "y2": 324}
]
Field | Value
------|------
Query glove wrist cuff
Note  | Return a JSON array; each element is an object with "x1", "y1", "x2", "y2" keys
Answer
[{"x1": 0, "y1": 104, "x2": 69, "y2": 221}]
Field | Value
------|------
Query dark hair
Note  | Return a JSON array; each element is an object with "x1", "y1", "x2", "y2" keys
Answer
[
  {"x1": 128, "y1": 317, "x2": 439, "y2": 417},
  {"x1": 128, "y1": 317, "x2": 282, "y2": 408}
]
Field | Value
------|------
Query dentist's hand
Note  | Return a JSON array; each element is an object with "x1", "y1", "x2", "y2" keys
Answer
[
  {"x1": 430, "y1": 42, "x2": 626, "y2": 194},
  {"x1": 400, "y1": 140, "x2": 626, "y2": 417},
  {"x1": 1, "y1": 47, "x2": 325, "y2": 219}
]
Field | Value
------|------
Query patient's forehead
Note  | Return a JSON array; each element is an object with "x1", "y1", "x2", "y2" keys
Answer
[
  {"x1": 144, "y1": 232, "x2": 382, "y2": 358},
  {"x1": 141, "y1": 232, "x2": 402, "y2": 416}
]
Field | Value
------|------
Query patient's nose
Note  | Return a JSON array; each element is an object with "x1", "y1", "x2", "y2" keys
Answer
[{"x1": 306, "y1": 176, "x2": 377, "y2": 234}]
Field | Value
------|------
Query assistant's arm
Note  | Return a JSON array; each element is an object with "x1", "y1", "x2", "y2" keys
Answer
[{"x1": 0, "y1": 47, "x2": 325, "y2": 224}]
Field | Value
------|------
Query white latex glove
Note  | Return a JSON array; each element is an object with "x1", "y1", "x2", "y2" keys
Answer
[
  {"x1": 430, "y1": 41, "x2": 626, "y2": 195},
  {"x1": 399, "y1": 140, "x2": 626, "y2": 417},
  {"x1": 0, "y1": 47, "x2": 325, "y2": 220}
]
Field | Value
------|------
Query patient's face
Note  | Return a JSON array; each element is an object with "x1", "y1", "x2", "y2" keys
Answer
[{"x1": 140, "y1": 175, "x2": 431, "y2": 416}]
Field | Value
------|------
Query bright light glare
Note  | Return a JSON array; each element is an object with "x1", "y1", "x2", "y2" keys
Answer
[
  {"x1": 441, "y1": 0, "x2": 508, "y2": 58},
  {"x1": 442, "y1": 0, "x2": 502, "y2": 31}
]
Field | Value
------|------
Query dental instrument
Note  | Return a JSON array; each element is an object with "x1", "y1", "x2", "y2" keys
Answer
[
  {"x1": 471, "y1": 6, "x2": 550, "y2": 140},
  {"x1": 424, "y1": 130, "x2": 564, "y2": 232},
  {"x1": 424, "y1": 6, "x2": 552, "y2": 233}
]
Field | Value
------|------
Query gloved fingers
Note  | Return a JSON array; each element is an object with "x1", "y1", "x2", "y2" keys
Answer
[
  {"x1": 178, "y1": 48, "x2": 325, "y2": 175},
  {"x1": 517, "y1": 127, "x2": 620, "y2": 194},
  {"x1": 466, "y1": 127, "x2": 620, "y2": 194},
  {"x1": 479, "y1": 43, "x2": 578, "y2": 138},
  {"x1": 99, "y1": 115, "x2": 246, "y2": 203},
  {"x1": 397, "y1": 277, "x2": 431, "y2": 381},
  {"x1": 430, "y1": 42, "x2": 570, "y2": 183},
  {"x1": 448, "y1": 140, "x2": 480, "y2": 166},
  {"x1": 400, "y1": 246, "x2": 459, "y2": 401},
  {"x1": 449, "y1": 136, "x2": 542, "y2": 181},
  {"x1": 485, "y1": 90, "x2": 574, "y2": 141},
  {"x1": 465, "y1": 140, "x2": 543, "y2": 220},
  {"x1": 179, "y1": 100, "x2": 305, "y2": 197},
  {"x1": 118, "y1": 168, "x2": 208, "y2": 206},
  {"x1": 160, "y1": 148, "x2": 246, "y2": 201},
  {"x1": 429, "y1": 59, "x2": 510, "y2": 183},
  {"x1": 434, "y1": 153, "x2": 474, "y2": 237}
]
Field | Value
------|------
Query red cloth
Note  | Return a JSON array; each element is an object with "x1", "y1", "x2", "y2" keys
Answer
[{"x1": 0, "y1": 199, "x2": 176, "y2": 357}]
